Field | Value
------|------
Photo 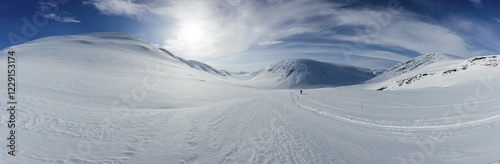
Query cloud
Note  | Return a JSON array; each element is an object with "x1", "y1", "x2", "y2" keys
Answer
[
  {"x1": 320, "y1": 7, "x2": 476, "y2": 58},
  {"x1": 258, "y1": 40, "x2": 283, "y2": 46},
  {"x1": 470, "y1": 0, "x2": 483, "y2": 8},
  {"x1": 39, "y1": 1, "x2": 80, "y2": 23},
  {"x1": 350, "y1": 21, "x2": 471, "y2": 56},
  {"x1": 86, "y1": 0, "x2": 497, "y2": 70},
  {"x1": 84, "y1": 0, "x2": 149, "y2": 19},
  {"x1": 155, "y1": 0, "x2": 341, "y2": 59},
  {"x1": 152, "y1": 0, "x2": 478, "y2": 60},
  {"x1": 444, "y1": 15, "x2": 500, "y2": 52},
  {"x1": 493, "y1": 18, "x2": 500, "y2": 25}
]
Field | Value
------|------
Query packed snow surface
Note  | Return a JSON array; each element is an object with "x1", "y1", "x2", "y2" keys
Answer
[{"x1": 1, "y1": 33, "x2": 500, "y2": 164}]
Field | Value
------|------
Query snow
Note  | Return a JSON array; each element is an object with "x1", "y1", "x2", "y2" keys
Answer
[
  {"x1": 1, "y1": 33, "x2": 500, "y2": 163},
  {"x1": 158, "y1": 48, "x2": 232, "y2": 78},
  {"x1": 368, "y1": 53, "x2": 463, "y2": 83},
  {"x1": 248, "y1": 59, "x2": 376, "y2": 89},
  {"x1": 369, "y1": 55, "x2": 500, "y2": 90}
]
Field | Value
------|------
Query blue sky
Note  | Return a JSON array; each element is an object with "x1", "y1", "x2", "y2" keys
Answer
[{"x1": 2, "y1": 0, "x2": 500, "y2": 71}]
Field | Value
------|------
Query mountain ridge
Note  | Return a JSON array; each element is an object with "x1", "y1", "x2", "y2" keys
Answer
[
  {"x1": 158, "y1": 48, "x2": 231, "y2": 77},
  {"x1": 372, "y1": 55, "x2": 500, "y2": 90},
  {"x1": 368, "y1": 52, "x2": 462, "y2": 83}
]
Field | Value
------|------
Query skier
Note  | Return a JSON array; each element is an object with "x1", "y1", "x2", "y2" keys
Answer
[{"x1": 300, "y1": 90, "x2": 303, "y2": 95}]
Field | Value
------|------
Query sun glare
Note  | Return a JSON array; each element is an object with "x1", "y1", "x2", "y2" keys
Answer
[
  {"x1": 166, "y1": 20, "x2": 217, "y2": 57},
  {"x1": 179, "y1": 24, "x2": 205, "y2": 44}
]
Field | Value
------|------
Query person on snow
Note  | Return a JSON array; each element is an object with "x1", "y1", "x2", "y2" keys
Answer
[{"x1": 300, "y1": 90, "x2": 303, "y2": 95}]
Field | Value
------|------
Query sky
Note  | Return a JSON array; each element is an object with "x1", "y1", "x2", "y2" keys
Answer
[{"x1": 2, "y1": 0, "x2": 500, "y2": 72}]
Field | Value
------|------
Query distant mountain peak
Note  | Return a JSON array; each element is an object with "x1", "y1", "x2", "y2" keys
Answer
[{"x1": 249, "y1": 59, "x2": 375, "y2": 89}]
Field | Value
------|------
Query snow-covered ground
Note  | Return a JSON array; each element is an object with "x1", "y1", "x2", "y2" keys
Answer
[{"x1": 1, "y1": 33, "x2": 500, "y2": 163}]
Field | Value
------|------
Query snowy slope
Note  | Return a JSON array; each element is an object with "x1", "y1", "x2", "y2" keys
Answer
[
  {"x1": 230, "y1": 71, "x2": 258, "y2": 80},
  {"x1": 2, "y1": 33, "x2": 500, "y2": 164},
  {"x1": 369, "y1": 53, "x2": 462, "y2": 83},
  {"x1": 371, "y1": 55, "x2": 500, "y2": 90},
  {"x1": 0, "y1": 33, "x2": 253, "y2": 163},
  {"x1": 186, "y1": 60, "x2": 232, "y2": 77},
  {"x1": 159, "y1": 48, "x2": 232, "y2": 78},
  {"x1": 248, "y1": 59, "x2": 376, "y2": 88}
]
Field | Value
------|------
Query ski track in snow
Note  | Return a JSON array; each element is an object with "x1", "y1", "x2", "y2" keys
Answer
[
  {"x1": 324, "y1": 93, "x2": 500, "y2": 109},
  {"x1": 290, "y1": 92, "x2": 500, "y2": 131},
  {"x1": 175, "y1": 98, "x2": 342, "y2": 163}
]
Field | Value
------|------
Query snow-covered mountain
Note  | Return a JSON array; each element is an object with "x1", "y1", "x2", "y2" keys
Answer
[
  {"x1": 158, "y1": 48, "x2": 232, "y2": 77},
  {"x1": 231, "y1": 71, "x2": 257, "y2": 76},
  {"x1": 368, "y1": 53, "x2": 462, "y2": 83},
  {"x1": 3, "y1": 33, "x2": 242, "y2": 109},
  {"x1": 371, "y1": 54, "x2": 500, "y2": 90},
  {"x1": 185, "y1": 60, "x2": 232, "y2": 77},
  {"x1": 230, "y1": 71, "x2": 259, "y2": 80},
  {"x1": 249, "y1": 59, "x2": 376, "y2": 88}
]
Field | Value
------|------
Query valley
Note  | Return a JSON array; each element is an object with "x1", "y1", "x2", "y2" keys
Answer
[{"x1": 1, "y1": 33, "x2": 499, "y2": 164}]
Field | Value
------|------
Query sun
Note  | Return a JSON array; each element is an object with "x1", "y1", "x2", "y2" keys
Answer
[
  {"x1": 179, "y1": 23, "x2": 205, "y2": 44},
  {"x1": 165, "y1": 20, "x2": 216, "y2": 58}
]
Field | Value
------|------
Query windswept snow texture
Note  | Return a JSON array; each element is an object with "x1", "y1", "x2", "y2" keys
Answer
[
  {"x1": 2, "y1": 33, "x2": 500, "y2": 164},
  {"x1": 249, "y1": 59, "x2": 376, "y2": 89}
]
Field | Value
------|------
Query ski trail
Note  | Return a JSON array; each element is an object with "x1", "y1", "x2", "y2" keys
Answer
[
  {"x1": 169, "y1": 97, "x2": 343, "y2": 163},
  {"x1": 267, "y1": 101, "x2": 344, "y2": 163},
  {"x1": 291, "y1": 92, "x2": 500, "y2": 131},
  {"x1": 179, "y1": 110, "x2": 204, "y2": 164},
  {"x1": 326, "y1": 92, "x2": 500, "y2": 109},
  {"x1": 299, "y1": 91, "x2": 500, "y2": 123}
]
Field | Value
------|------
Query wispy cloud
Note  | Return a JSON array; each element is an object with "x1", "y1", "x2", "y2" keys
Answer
[
  {"x1": 470, "y1": 0, "x2": 483, "y2": 8},
  {"x1": 258, "y1": 40, "x2": 283, "y2": 47},
  {"x1": 84, "y1": 0, "x2": 149, "y2": 19},
  {"x1": 84, "y1": 0, "x2": 498, "y2": 70},
  {"x1": 153, "y1": 0, "x2": 341, "y2": 58},
  {"x1": 153, "y1": 0, "x2": 481, "y2": 60},
  {"x1": 443, "y1": 15, "x2": 500, "y2": 54},
  {"x1": 336, "y1": 20, "x2": 472, "y2": 57},
  {"x1": 494, "y1": 18, "x2": 500, "y2": 25},
  {"x1": 39, "y1": 1, "x2": 80, "y2": 23}
]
